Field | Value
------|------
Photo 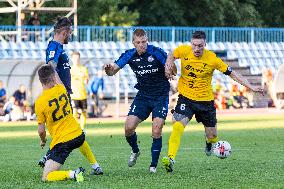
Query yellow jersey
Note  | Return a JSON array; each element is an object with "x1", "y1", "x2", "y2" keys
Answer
[
  {"x1": 173, "y1": 45, "x2": 229, "y2": 101},
  {"x1": 35, "y1": 84, "x2": 82, "y2": 149},
  {"x1": 70, "y1": 65, "x2": 89, "y2": 100}
]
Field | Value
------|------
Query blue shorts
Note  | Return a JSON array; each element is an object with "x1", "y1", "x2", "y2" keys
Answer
[{"x1": 128, "y1": 94, "x2": 169, "y2": 121}]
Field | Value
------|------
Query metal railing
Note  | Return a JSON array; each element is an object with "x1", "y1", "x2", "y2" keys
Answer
[{"x1": 0, "y1": 25, "x2": 284, "y2": 42}]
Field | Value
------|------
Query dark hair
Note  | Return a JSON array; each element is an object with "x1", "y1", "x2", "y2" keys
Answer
[
  {"x1": 133, "y1": 28, "x2": 147, "y2": 40},
  {"x1": 192, "y1": 31, "x2": 206, "y2": 40},
  {"x1": 54, "y1": 17, "x2": 72, "y2": 33},
  {"x1": 38, "y1": 63, "x2": 56, "y2": 85}
]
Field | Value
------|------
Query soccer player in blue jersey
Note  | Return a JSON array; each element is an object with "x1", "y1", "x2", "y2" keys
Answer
[
  {"x1": 46, "y1": 17, "x2": 73, "y2": 96},
  {"x1": 39, "y1": 17, "x2": 103, "y2": 175},
  {"x1": 104, "y1": 28, "x2": 170, "y2": 173}
]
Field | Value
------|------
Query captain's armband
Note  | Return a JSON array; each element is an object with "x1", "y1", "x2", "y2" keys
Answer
[{"x1": 223, "y1": 66, "x2": 233, "y2": 75}]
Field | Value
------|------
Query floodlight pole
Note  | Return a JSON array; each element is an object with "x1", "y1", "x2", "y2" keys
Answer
[
  {"x1": 17, "y1": 0, "x2": 22, "y2": 42},
  {"x1": 0, "y1": 0, "x2": 78, "y2": 42}
]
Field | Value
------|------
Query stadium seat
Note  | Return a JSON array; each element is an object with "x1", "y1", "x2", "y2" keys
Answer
[
  {"x1": 227, "y1": 50, "x2": 237, "y2": 59},
  {"x1": 248, "y1": 42, "x2": 258, "y2": 50},
  {"x1": 238, "y1": 58, "x2": 249, "y2": 67},
  {"x1": 276, "y1": 50, "x2": 284, "y2": 58},
  {"x1": 256, "y1": 42, "x2": 266, "y2": 50},
  {"x1": 232, "y1": 42, "x2": 242, "y2": 50},
  {"x1": 92, "y1": 41, "x2": 100, "y2": 50},
  {"x1": 216, "y1": 42, "x2": 226, "y2": 51},
  {"x1": 0, "y1": 42, "x2": 9, "y2": 50},
  {"x1": 82, "y1": 41, "x2": 93, "y2": 50},
  {"x1": 109, "y1": 41, "x2": 118, "y2": 50},
  {"x1": 252, "y1": 50, "x2": 261, "y2": 58},
  {"x1": 35, "y1": 41, "x2": 46, "y2": 50}
]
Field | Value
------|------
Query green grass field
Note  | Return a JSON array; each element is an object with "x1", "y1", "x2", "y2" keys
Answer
[{"x1": 0, "y1": 114, "x2": 284, "y2": 189}]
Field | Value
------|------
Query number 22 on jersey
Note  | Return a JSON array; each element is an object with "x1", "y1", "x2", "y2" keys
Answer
[{"x1": 49, "y1": 93, "x2": 71, "y2": 122}]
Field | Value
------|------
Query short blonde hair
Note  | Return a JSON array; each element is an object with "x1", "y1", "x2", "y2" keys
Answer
[{"x1": 133, "y1": 28, "x2": 147, "y2": 40}]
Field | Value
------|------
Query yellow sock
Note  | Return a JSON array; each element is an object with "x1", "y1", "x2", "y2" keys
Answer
[
  {"x1": 80, "y1": 112, "x2": 87, "y2": 130},
  {"x1": 207, "y1": 136, "x2": 218, "y2": 143},
  {"x1": 46, "y1": 171, "x2": 70, "y2": 181},
  {"x1": 168, "y1": 121, "x2": 185, "y2": 160},
  {"x1": 73, "y1": 108, "x2": 78, "y2": 120},
  {"x1": 79, "y1": 141, "x2": 97, "y2": 165}
]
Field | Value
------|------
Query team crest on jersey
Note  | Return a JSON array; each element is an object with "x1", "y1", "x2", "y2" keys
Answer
[
  {"x1": 49, "y1": 51, "x2": 55, "y2": 58},
  {"x1": 148, "y1": 55, "x2": 154, "y2": 62}
]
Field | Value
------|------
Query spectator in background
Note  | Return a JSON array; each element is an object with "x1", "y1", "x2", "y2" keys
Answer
[
  {"x1": 13, "y1": 84, "x2": 27, "y2": 107},
  {"x1": 88, "y1": 70, "x2": 104, "y2": 117},
  {"x1": 13, "y1": 84, "x2": 31, "y2": 120},
  {"x1": 70, "y1": 51, "x2": 89, "y2": 131},
  {"x1": 27, "y1": 12, "x2": 40, "y2": 41},
  {"x1": 239, "y1": 86, "x2": 254, "y2": 108},
  {"x1": 0, "y1": 80, "x2": 7, "y2": 116},
  {"x1": 0, "y1": 80, "x2": 6, "y2": 105},
  {"x1": 230, "y1": 82, "x2": 242, "y2": 108},
  {"x1": 262, "y1": 68, "x2": 275, "y2": 107},
  {"x1": 3, "y1": 96, "x2": 19, "y2": 122}
]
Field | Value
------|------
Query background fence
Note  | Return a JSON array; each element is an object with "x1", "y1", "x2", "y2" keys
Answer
[{"x1": 1, "y1": 26, "x2": 284, "y2": 42}]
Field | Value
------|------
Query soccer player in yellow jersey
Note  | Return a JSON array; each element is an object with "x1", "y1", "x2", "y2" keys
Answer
[
  {"x1": 35, "y1": 64, "x2": 102, "y2": 182},
  {"x1": 162, "y1": 31, "x2": 264, "y2": 172},
  {"x1": 70, "y1": 51, "x2": 89, "y2": 130}
]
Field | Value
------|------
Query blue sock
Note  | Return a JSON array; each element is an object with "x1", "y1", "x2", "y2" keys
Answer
[
  {"x1": 150, "y1": 137, "x2": 162, "y2": 167},
  {"x1": 126, "y1": 132, "x2": 139, "y2": 153}
]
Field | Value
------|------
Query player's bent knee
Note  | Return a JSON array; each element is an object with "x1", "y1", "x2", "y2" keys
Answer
[
  {"x1": 125, "y1": 125, "x2": 135, "y2": 136},
  {"x1": 173, "y1": 112, "x2": 189, "y2": 126},
  {"x1": 152, "y1": 128, "x2": 162, "y2": 138}
]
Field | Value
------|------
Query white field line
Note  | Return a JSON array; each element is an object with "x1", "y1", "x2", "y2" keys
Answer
[{"x1": 1, "y1": 124, "x2": 284, "y2": 138}]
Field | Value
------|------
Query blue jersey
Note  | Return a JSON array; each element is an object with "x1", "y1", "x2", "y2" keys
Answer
[
  {"x1": 0, "y1": 88, "x2": 6, "y2": 98},
  {"x1": 115, "y1": 45, "x2": 170, "y2": 96},
  {"x1": 46, "y1": 41, "x2": 72, "y2": 94},
  {"x1": 88, "y1": 76, "x2": 104, "y2": 95}
]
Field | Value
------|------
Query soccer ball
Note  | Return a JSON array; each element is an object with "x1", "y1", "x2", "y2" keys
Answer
[{"x1": 213, "y1": 141, "x2": 231, "y2": 159}]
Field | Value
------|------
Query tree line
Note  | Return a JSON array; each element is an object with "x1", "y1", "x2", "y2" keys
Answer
[{"x1": 0, "y1": 0, "x2": 283, "y2": 27}]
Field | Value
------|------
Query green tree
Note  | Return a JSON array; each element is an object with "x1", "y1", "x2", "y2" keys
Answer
[
  {"x1": 77, "y1": 0, "x2": 138, "y2": 26},
  {"x1": 255, "y1": 0, "x2": 284, "y2": 27}
]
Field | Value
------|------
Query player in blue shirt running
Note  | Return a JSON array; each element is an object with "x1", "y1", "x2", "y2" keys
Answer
[{"x1": 104, "y1": 28, "x2": 170, "y2": 173}]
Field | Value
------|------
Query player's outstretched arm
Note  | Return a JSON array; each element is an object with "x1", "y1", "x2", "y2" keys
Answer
[
  {"x1": 38, "y1": 124, "x2": 47, "y2": 149},
  {"x1": 229, "y1": 70, "x2": 264, "y2": 95},
  {"x1": 104, "y1": 63, "x2": 120, "y2": 76},
  {"x1": 165, "y1": 53, "x2": 177, "y2": 79}
]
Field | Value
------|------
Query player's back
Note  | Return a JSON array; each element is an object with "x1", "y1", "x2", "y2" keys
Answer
[{"x1": 35, "y1": 84, "x2": 82, "y2": 149}]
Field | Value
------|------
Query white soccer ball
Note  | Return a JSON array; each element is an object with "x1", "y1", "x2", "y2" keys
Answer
[{"x1": 213, "y1": 141, "x2": 232, "y2": 159}]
